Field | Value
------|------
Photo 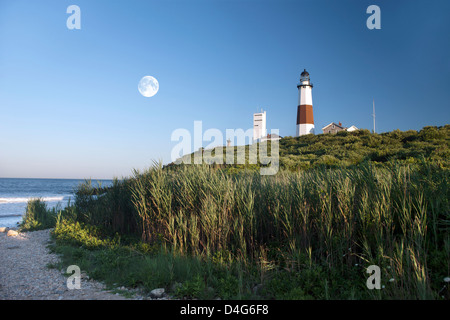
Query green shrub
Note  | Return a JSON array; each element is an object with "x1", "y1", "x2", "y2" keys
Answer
[{"x1": 19, "y1": 199, "x2": 57, "y2": 231}]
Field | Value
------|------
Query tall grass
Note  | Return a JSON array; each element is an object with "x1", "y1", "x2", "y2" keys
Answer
[
  {"x1": 19, "y1": 198, "x2": 58, "y2": 231},
  {"x1": 65, "y1": 161, "x2": 449, "y2": 299}
]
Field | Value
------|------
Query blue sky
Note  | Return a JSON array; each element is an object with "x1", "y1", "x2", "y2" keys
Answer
[{"x1": 0, "y1": 0, "x2": 449, "y2": 179}]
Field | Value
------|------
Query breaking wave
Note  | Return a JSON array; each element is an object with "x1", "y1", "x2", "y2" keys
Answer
[{"x1": 0, "y1": 196, "x2": 66, "y2": 204}]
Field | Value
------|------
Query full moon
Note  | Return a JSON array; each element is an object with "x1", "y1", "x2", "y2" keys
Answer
[{"x1": 138, "y1": 76, "x2": 159, "y2": 97}]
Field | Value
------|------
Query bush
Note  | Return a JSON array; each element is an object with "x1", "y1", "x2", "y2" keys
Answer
[{"x1": 19, "y1": 199, "x2": 57, "y2": 231}]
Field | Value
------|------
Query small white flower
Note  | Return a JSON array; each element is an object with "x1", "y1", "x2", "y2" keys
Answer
[
  {"x1": 355, "y1": 264, "x2": 359, "y2": 266},
  {"x1": 389, "y1": 278, "x2": 395, "y2": 282},
  {"x1": 382, "y1": 285, "x2": 385, "y2": 289},
  {"x1": 444, "y1": 277, "x2": 450, "y2": 283}
]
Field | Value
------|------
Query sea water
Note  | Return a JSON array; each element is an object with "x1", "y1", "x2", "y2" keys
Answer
[{"x1": 0, "y1": 178, "x2": 112, "y2": 228}]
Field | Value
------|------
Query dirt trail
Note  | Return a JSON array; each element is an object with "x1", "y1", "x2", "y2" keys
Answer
[{"x1": 0, "y1": 229, "x2": 132, "y2": 300}]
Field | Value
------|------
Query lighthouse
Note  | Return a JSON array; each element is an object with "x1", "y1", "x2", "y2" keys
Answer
[{"x1": 296, "y1": 69, "x2": 315, "y2": 136}]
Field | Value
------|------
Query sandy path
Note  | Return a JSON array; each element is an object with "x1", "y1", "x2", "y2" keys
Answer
[{"x1": 0, "y1": 229, "x2": 135, "y2": 300}]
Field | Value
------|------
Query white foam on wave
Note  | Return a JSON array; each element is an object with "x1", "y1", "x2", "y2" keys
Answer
[{"x1": 0, "y1": 196, "x2": 66, "y2": 204}]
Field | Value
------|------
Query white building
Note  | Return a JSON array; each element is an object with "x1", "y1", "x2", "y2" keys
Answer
[
  {"x1": 253, "y1": 110, "x2": 267, "y2": 142},
  {"x1": 346, "y1": 125, "x2": 359, "y2": 132}
]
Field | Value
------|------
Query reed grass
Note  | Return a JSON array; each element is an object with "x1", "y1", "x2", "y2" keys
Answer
[
  {"x1": 19, "y1": 198, "x2": 59, "y2": 231},
  {"x1": 59, "y1": 160, "x2": 449, "y2": 299}
]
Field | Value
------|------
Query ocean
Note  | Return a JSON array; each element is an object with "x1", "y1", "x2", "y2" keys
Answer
[{"x1": 0, "y1": 178, "x2": 113, "y2": 228}]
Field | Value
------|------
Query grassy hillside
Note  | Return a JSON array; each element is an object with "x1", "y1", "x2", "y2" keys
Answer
[
  {"x1": 279, "y1": 126, "x2": 449, "y2": 170},
  {"x1": 168, "y1": 125, "x2": 450, "y2": 171}
]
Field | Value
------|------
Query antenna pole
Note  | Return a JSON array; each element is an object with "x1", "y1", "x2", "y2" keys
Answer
[{"x1": 372, "y1": 99, "x2": 376, "y2": 133}]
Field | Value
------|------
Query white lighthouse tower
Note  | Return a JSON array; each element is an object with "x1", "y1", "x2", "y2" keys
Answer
[
  {"x1": 253, "y1": 109, "x2": 267, "y2": 142},
  {"x1": 296, "y1": 69, "x2": 315, "y2": 136}
]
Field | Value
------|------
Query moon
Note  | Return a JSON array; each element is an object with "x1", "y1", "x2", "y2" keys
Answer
[{"x1": 138, "y1": 76, "x2": 159, "y2": 97}]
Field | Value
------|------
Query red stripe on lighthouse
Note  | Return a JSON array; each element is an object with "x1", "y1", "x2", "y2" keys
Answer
[{"x1": 297, "y1": 105, "x2": 314, "y2": 125}]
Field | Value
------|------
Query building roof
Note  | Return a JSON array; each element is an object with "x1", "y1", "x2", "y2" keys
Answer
[
  {"x1": 260, "y1": 133, "x2": 282, "y2": 141},
  {"x1": 322, "y1": 122, "x2": 359, "y2": 132},
  {"x1": 322, "y1": 122, "x2": 345, "y2": 130},
  {"x1": 346, "y1": 125, "x2": 359, "y2": 131}
]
